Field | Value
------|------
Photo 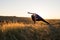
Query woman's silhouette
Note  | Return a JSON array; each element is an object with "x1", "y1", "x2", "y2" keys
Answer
[{"x1": 28, "y1": 12, "x2": 49, "y2": 24}]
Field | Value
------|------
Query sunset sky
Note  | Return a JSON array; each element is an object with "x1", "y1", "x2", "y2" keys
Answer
[{"x1": 0, "y1": 0, "x2": 60, "y2": 19}]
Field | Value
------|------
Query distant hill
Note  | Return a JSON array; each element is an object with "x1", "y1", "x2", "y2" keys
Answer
[{"x1": 0, "y1": 16, "x2": 32, "y2": 24}]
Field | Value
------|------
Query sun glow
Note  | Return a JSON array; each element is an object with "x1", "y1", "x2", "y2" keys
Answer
[{"x1": 0, "y1": 0, "x2": 60, "y2": 19}]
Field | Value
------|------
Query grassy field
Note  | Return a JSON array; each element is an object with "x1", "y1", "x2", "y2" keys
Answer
[{"x1": 0, "y1": 17, "x2": 60, "y2": 40}]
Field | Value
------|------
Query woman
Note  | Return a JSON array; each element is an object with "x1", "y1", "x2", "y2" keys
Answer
[{"x1": 28, "y1": 12, "x2": 49, "y2": 24}]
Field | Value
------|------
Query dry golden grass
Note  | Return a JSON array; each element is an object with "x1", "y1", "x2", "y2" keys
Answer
[
  {"x1": 1, "y1": 22, "x2": 45, "y2": 32},
  {"x1": 0, "y1": 19, "x2": 60, "y2": 40}
]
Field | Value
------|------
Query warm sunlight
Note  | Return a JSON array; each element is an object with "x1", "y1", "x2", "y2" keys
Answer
[{"x1": 0, "y1": 0, "x2": 60, "y2": 19}]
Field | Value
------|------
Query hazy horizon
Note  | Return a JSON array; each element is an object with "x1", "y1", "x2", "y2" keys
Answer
[{"x1": 0, "y1": 0, "x2": 60, "y2": 19}]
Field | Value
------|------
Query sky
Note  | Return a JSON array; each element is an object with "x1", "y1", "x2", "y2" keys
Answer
[{"x1": 0, "y1": 0, "x2": 60, "y2": 19}]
